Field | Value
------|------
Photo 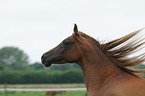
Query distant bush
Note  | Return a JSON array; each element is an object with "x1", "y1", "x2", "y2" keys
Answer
[{"x1": 0, "y1": 69, "x2": 84, "y2": 84}]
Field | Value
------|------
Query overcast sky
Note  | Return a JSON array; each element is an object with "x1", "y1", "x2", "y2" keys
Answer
[{"x1": 0, "y1": 0, "x2": 145, "y2": 63}]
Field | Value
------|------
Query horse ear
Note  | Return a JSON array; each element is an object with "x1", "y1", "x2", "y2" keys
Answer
[{"x1": 74, "y1": 24, "x2": 79, "y2": 36}]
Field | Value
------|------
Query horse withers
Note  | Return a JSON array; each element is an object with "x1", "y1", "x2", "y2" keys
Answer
[{"x1": 41, "y1": 24, "x2": 145, "y2": 96}]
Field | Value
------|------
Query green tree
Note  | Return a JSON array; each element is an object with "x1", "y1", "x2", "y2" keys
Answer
[
  {"x1": 0, "y1": 46, "x2": 29, "y2": 70},
  {"x1": 29, "y1": 62, "x2": 44, "y2": 70},
  {"x1": 0, "y1": 58, "x2": 6, "y2": 70}
]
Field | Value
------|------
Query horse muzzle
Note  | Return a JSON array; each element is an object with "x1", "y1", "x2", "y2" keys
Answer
[{"x1": 41, "y1": 54, "x2": 53, "y2": 67}]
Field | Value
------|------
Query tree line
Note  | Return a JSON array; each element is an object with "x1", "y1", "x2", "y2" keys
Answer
[
  {"x1": 0, "y1": 69, "x2": 84, "y2": 84},
  {"x1": 0, "y1": 46, "x2": 84, "y2": 84}
]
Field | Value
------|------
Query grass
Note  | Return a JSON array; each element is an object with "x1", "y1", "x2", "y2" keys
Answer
[
  {"x1": 0, "y1": 84, "x2": 87, "y2": 96},
  {"x1": 0, "y1": 91, "x2": 46, "y2": 96},
  {"x1": 0, "y1": 91, "x2": 87, "y2": 96}
]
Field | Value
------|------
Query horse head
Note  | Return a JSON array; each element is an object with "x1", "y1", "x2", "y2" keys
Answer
[{"x1": 41, "y1": 24, "x2": 85, "y2": 67}]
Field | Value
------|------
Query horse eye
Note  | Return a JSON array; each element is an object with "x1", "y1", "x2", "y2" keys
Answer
[{"x1": 63, "y1": 39, "x2": 71, "y2": 45}]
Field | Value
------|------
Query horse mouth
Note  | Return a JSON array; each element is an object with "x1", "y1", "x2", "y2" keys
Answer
[
  {"x1": 41, "y1": 57, "x2": 53, "y2": 67},
  {"x1": 43, "y1": 62, "x2": 52, "y2": 67}
]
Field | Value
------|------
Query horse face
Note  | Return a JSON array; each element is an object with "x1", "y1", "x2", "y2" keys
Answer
[{"x1": 41, "y1": 34, "x2": 81, "y2": 67}]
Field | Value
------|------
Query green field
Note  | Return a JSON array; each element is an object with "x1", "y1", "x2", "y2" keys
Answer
[
  {"x1": 0, "y1": 84, "x2": 87, "y2": 96},
  {"x1": 0, "y1": 91, "x2": 87, "y2": 96}
]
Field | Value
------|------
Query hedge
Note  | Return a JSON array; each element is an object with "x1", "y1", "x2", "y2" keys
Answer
[{"x1": 0, "y1": 69, "x2": 84, "y2": 84}]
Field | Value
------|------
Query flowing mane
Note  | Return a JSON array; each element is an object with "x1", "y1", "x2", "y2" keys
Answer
[{"x1": 79, "y1": 29, "x2": 145, "y2": 78}]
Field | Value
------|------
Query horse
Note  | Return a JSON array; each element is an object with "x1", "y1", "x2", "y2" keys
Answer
[{"x1": 41, "y1": 24, "x2": 145, "y2": 96}]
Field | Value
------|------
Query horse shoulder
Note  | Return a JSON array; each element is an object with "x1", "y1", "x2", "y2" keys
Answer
[
  {"x1": 109, "y1": 78, "x2": 145, "y2": 96},
  {"x1": 88, "y1": 78, "x2": 145, "y2": 96}
]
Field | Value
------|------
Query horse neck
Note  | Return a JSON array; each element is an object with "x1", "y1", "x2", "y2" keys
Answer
[{"x1": 78, "y1": 45, "x2": 122, "y2": 92}]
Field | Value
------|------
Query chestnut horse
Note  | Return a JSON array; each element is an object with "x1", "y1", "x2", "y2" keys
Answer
[{"x1": 41, "y1": 24, "x2": 145, "y2": 96}]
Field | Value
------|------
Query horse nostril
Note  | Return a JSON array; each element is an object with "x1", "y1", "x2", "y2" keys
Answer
[
  {"x1": 41, "y1": 54, "x2": 46, "y2": 61},
  {"x1": 41, "y1": 55, "x2": 44, "y2": 60},
  {"x1": 41, "y1": 55, "x2": 46, "y2": 64}
]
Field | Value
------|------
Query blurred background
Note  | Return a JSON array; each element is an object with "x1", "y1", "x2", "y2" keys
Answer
[{"x1": 0, "y1": 0, "x2": 145, "y2": 96}]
